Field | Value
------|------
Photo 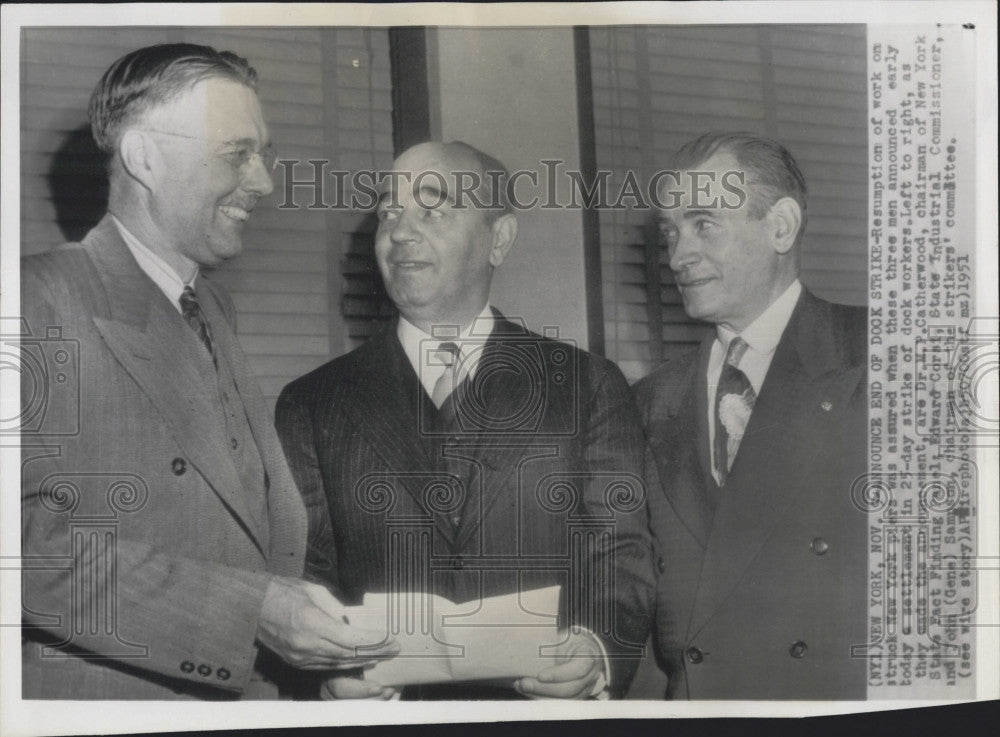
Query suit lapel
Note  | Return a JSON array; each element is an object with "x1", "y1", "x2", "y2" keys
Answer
[
  {"x1": 450, "y1": 317, "x2": 554, "y2": 549},
  {"x1": 198, "y1": 278, "x2": 283, "y2": 560},
  {"x1": 687, "y1": 291, "x2": 866, "y2": 637},
  {"x1": 85, "y1": 218, "x2": 267, "y2": 552},
  {"x1": 340, "y1": 327, "x2": 459, "y2": 545},
  {"x1": 646, "y1": 339, "x2": 715, "y2": 548},
  {"x1": 199, "y1": 278, "x2": 306, "y2": 574}
]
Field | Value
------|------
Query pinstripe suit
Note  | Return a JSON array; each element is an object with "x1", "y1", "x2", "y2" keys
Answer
[
  {"x1": 275, "y1": 316, "x2": 655, "y2": 697},
  {"x1": 20, "y1": 216, "x2": 307, "y2": 699}
]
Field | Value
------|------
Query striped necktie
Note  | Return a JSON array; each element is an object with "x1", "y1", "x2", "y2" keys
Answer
[
  {"x1": 713, "y1": 337, "x2": 755, "y2": 486},
  {"x1": 179, "y1": 285, "x2": 216, "y2": 366},
  {"x1": 430, "y1": 342, "x2": 460, "y2": 409}
]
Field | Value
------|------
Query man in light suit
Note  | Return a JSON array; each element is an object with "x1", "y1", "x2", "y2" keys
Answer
[
  {"x1": 276, "y1": 141, "x2": 655, "y2": 699},
  {"x1": 20, "y1": 44, "x2": 395, "y2": 700},
  {"x1": 633, "y1": 133, "x2": 868, "y2": 699}
]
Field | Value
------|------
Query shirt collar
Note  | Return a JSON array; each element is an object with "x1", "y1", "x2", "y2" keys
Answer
[
  {"x1": 112, "y1": 216, "x2": 198, "y2": 312},
  {"x1": 717, "y1": 279, "x2": 802, "y2": 356},
  {"x1": 397, "y1": 304, "x2": 496, "y2": 377}
]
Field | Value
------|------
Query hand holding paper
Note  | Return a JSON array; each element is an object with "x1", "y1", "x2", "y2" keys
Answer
[
  {"x1": 515, "y1": 629, "x2": 605, "y2": 699},
  {"x1": 256, "y1": 576, "x2": 399, "y2": 670},
  {"x1": 346, "y1": 586, "x2": 569, "y2": 688}
]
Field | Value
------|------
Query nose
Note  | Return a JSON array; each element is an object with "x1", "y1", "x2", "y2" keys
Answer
[
  {"x1": 668, "y1": 229, "x2": 700, "y2": 273},
  {"x1": 243, "y1": 153, "x2": 275, "y2": 197},
  {"x1": 389, "y1": 207, "x2": 421, "y2": 244}
]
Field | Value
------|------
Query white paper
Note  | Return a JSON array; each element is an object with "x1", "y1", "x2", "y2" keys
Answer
[{"x1": 346, "y1": 586, "x2": 562, "y2": 686}]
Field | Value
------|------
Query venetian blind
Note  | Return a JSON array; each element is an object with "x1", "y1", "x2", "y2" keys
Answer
[
  {"x1": 20, "y1": 26, "x2": 394, "y2": 406},
  {"x1": 589, "y1": 24, "x2": 868, "y2": 382}
]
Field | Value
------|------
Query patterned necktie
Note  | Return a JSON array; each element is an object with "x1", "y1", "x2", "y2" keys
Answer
[
  {"x1": 713, "y1": 337, "x2": 755, "y2": 486},
  {"x1": 430, "y1": 342, "x2": 461, "y2": 409},
  {"x1": 179, "y1": 286, "x2": 216, "y2": 365}
]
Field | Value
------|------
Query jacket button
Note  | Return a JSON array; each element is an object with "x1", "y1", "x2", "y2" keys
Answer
[
  {"x1": 685, "y1": 646, "x2": 704, "y2": 664},
  {"x1": 197, "y1": 664, "x2": 212, "y2": 677},
  {"x1": 811, "y1": 537, "x2": 829, "y2": 555},
  {"x1": 171, "y1": 457, "x2": 187, "y2": 475},
  {"x1": 180, "y1": 660, "x2": 195, "y2": 673},
  {"x1": 452, "y1": 555, "x2": 464, "y2": 570},
  {"x1": 230, "y1": 437, "x2": 239, "y2": 450},
  {"x1": 657, "y1": 556, "x2": 666, "y2": 574},
  {"x1": 217, "y1": 668, "x2": 231, "y2": 681},
  {"x1": 789, "y1": 640, "x2": 808, "y2": 658}
]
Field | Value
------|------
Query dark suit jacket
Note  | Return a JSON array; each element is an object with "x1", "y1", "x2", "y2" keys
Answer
[
  {"x1": 276, "y1": 314, "x2": 655, "y2": 697},
  {"x1": 20, "y1": 215, "x2": 307, "y2": 699},
  {"x1": 633, "y1": 289, "x2": 869, "y2": 699}
]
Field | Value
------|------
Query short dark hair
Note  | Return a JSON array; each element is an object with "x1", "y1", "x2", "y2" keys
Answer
[
  {"x1": 88, "y1": 43, "x2": 258, "y2": 155},
  {"x1": 674, "y1": 132, "x2": 808, "y2": 244}
]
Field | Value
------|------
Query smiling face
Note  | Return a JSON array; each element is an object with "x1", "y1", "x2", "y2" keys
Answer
[
  {"x1": 139, "y1": 77, "x2": 274, "y2": 268},
  {"x1": 375, "y1": 143, "x2": 515, "y2": 332},
  {"x1": 657, "y1": 151, "x2": 795, "y2": 333}
]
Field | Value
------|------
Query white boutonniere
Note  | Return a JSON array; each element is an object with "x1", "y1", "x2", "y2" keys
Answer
[{"x1": 718, "y1": 391, "x2": 754, "y2": 439}]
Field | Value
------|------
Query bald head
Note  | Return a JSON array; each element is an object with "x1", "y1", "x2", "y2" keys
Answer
[{"x1": 387, "y1": 141, "x2": 512, "y2": 221}]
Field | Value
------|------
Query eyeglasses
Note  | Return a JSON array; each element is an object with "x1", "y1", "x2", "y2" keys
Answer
[{"x1": 140, "y1": 130, "x2": 278, "y2": 173}]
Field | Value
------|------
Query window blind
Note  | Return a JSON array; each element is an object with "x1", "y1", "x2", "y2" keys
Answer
[{"x1": 589, "y1": 24, "x2": 868, "y2": 382}]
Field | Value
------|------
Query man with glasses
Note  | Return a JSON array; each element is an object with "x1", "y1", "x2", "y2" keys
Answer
[{"x1": 20, "y1": 43, "x2": 396, "y2": 700}]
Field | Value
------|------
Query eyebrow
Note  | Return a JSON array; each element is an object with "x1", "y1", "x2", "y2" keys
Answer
[
  {"x1": 682, "y1": 209, "x2": 717, "y2": 219},
  {"x1": 220, "y1": 136, "x2": 269, "y2": 148}
]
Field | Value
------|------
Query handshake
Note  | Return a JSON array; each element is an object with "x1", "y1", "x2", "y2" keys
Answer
[{"x1": 256, "y1": 577, "x2": 606, "y2": 700}]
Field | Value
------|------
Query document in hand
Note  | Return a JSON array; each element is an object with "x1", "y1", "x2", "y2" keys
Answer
[{"x1": 345, "y1": 586, "x2": 562, "y2": 686}]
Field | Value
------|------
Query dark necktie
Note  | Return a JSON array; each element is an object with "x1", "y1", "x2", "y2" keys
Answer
[
  {"x1": 179, "y1": 285, "x2": 216, "y2": 366},
  {"x1": 713, "y1": 337, "x2": 755, "y2": 486}
]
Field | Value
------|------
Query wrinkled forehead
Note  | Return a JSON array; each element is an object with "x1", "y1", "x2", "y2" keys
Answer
[
  {"x1": 380, "y1": 143, "x2": 484, "y2": 197},
  {"x1": 655, "y1": 150, "x2": 745, "y2": 221},
  {"x1": 142, "y1": 76, "x2": 267, "y2": 141}
]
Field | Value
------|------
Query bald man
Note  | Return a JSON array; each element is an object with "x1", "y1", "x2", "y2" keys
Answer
[{"x1": 276, "y1": 142, "x2": 654, "y2": 700}]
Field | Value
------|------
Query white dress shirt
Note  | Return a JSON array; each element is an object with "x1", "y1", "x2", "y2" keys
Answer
[
  {"x1": 397, "y1": 305, "x2": 496, "y2": 402},
  {"x1": 112, "y1": 216, "x2": 197, "y2": 311},
  {"x1": 706, "y1": 279, "x2": 802, "y2": 485}
]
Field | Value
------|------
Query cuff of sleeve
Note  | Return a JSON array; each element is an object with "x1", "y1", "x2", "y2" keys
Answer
[{"x1": 578, "y1": 627, "x2": 612, "y2": 699}]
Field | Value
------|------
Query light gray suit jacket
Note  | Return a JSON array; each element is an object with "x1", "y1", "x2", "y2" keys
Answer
[{"x1": 20, "y1": 215, "x2": 307, "y2": 699}]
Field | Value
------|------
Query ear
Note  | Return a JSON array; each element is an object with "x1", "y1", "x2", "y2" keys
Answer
[
  {"x1": 118, "y1": 130, "x2": 158, "y2": 192},
  {"x1": 488, "y1": 213, "x2": 518, "y2": 268},
  {"x1": 768, "y1": 196, "x2": 802, "y2": 255}
]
